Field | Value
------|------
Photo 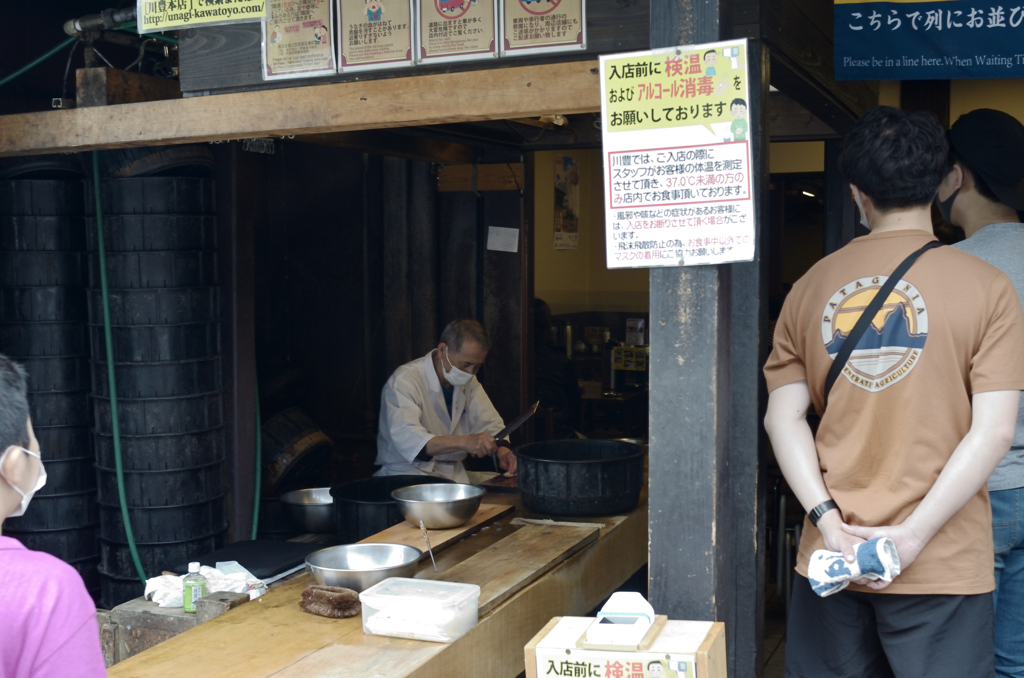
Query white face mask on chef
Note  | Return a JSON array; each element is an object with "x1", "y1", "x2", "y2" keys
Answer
[
  {"x1": 0, "y1": 446, "x2": 46, "y2": 517},
  {"x1": 442, "y1": 346, "x2": 474, "y2": 386}
]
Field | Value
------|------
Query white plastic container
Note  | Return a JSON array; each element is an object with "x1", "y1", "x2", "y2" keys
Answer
[{"x1": 359, "y1": 577, "x2": 480, "y2": 643}]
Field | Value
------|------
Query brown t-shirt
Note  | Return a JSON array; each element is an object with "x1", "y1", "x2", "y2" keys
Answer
[{"x1": 765, "y1": 229, "x2": 1024, "y2": 595}]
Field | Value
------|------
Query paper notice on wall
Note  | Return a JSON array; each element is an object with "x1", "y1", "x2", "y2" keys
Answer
[
  {"x1": 487, "y1": 226, "x2": 519, "y2": 252},
  {"x1": 599, "y1": 39, "x2": 756, "y2": 268},
  {"x1": 554, "y1": 156, "x2": 579, "y2": 250},
  {"x1": 418, "y1": 0, "x2": 498, "y2": 64},
  {"x1": 262, "y1": 0, "x2": 336, "y2": 80},
  {"x1": 501, "y1": 0, "x2": 585, "y2": 57},
  {"x1": 137, "y1": 0, "x2": 267, "y2": 33},
  {"x1": 339, "y1": 0, "x2": 414, "y2": 71}
]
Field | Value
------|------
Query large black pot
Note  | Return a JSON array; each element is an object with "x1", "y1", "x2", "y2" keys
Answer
[
  {"x1": 515, "y1": 440, "x2": 646, "y2": 517},
  {"x1": 329, "y1": 475, "x2": 453, "y2": 544}
]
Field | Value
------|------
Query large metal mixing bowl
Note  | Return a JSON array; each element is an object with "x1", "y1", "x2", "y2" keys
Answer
[
  {"x1": 390, "y1": 483, "x2": 485, "y2": 529},
  {"x1": 305, "y1": 543, "x2": 421, "y2": 591},
  {"x1": 279, "y1": 487, "x2": 335, "y2": 533}
]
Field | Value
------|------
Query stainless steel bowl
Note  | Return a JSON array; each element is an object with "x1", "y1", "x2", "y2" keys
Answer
[
  {"x1": 279, "y1": 487, "x2": 335, "y2": 533},
  {"x1": 390, "y1": 483, "x2": 485, "y2": 529},
  {"x1": 305, "y1": 543, "x2": 422, "y2": 591}
]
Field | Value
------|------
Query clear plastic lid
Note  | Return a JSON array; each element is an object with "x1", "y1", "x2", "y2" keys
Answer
[
  {"x1": 359, "y1": 577, "x2": 480, "y2": 611},
  {"x1": 188, "y1": 562, "x2": 200, "y2": 573}
]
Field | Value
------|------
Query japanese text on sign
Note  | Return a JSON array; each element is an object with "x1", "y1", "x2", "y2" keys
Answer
[
  {"x1": 138, "y1": 0, "x2": 266, "y2": 32},
  {"x1": 600, "y1": 40, "x2": 756, "y2": 268},
  {"x1": 262, "y1": 0, "x2": 334, "y2": 79}
]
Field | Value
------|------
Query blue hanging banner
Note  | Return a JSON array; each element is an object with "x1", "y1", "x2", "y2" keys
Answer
[{"x1": 835, "y1": 0, "x2": 1024, "y2": 80}]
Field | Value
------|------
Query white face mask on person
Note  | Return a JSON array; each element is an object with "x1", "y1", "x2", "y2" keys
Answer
[
  {"x1": 442, "y1": 347, "x2": 474, "y2": 386},
  {"x1": 853, "y1": 188, "x2": 871, "y2": 230},
  {"x1": 0, "y1": 446, "x2": 46, "y2": 517}
]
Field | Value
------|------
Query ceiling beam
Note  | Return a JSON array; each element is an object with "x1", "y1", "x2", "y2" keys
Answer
[{"x1": 0, "y1": 60, "x2": 601, "y2": 157}]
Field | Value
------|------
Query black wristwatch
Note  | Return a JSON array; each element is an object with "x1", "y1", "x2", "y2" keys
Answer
[{"x1": 808, "y1": 500, "x2": 839, "y2": 527}]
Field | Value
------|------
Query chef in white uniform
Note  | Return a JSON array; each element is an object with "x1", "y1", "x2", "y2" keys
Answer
[{"x1": 374, "y1": 319, "x2": 517, "y2": 483}]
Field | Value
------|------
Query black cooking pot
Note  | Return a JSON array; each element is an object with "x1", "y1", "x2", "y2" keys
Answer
[
  {"x1": 329, "y1": 475, "x2": 453, "y2": 543},
  {"x1": 515, "y1": 439, "x2": 646, "y2": 517}
]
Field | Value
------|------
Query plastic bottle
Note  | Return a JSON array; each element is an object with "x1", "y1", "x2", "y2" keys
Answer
[{"x1": 182, "y1": 562, "x2": 207, "y2": 614}]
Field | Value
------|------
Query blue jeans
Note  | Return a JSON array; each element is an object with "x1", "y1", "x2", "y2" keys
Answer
[{"x1": 993, "y1": 487, "x2": 1024, "y2": 678}]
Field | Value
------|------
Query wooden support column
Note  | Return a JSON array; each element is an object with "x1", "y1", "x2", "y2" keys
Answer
[
  {"x1": 408, "y1": 161, "x2": 440, "y2": 356},
  {"x1": 823, "y1": 139, "x2": 856, "y2": 255},
  {"x1": 213, "y1": 144, "x2": 260, "y2": 542},
  {"x1": 648, "y1": 2, "x2": 768, "y2": 677},
  {"x1": 383, "y1": 157, "x2": 413, "y2": 375}
]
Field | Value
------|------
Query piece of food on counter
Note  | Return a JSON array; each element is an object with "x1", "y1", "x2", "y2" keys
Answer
[{"x1": 299, "y1": 584, "x2": 361, "y2": 618}]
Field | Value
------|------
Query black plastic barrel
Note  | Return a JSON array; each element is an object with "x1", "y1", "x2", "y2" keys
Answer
[
  {"x1": 33, "y1": 425, "x2": 92, "y2": 460},
  {"x1": 5, "y1": 524, "x2": 98, "y2": 562},
  {"x1": 86, "y1": 215, "x2": 217, "y2": 252},
  {"x1": 93, "y1": 428, "x2": 223, "y2": 471},
  {"x1": 84, "y1": 178, "x2": 215, "y2": 216},
  {"x1": 514, "y1": 440, "x2": 646, "y2": 517},
  {"x1": 95, "y1": 460, "x2": 225, "y2": 507},
  {"x1": 0, "y1": 287, "x2": 87, "y2": 322},
  {"x1": 329, "y1": 475, "x2": 454, "y2": 544},
  {"x1": 88, "y1": 323, "x2": 221, "y2": 363},
  {"x1": 18, "y1": 355, "x2": 90, "y2": 391},
  {"x1": 86, "y1": 287, "x2": 218, "y2": 326},
  {"x1": 0, "y1": 180, "x2": 85, "y2": 216},
  {"x1": 0, "y1": 321, "x2": 86, "y2": 356},
  {"x1": 0, "y1": 252, "x2": 85, "y2": 287},
  {"x1": 89, "y1": 357, "x2": 221, "y2": 398},
  {"x1": 98, "y1": 496, "x2": 227, "y2": 543},
  {"x1": 26, "y1": 389, "x2": 91, "y2": 426},
  {"x1": 1, "y1": 216, "x2": 86, "y2": 251},
  {"x1": 37, "y1": 456, "x2": 96, "y2": 495},
  {"x1": 99, "y1": 530, "x2": 225, "y2": 580},
  {"x1": 87, "y1": 251, "x2": 218, "y2": 289},
  {"x1": 92, "y1": 391, "x2": 223, "y2": 435},
  {"x1": 4, "y1": 489, "x2": 99, "y2": 531}
]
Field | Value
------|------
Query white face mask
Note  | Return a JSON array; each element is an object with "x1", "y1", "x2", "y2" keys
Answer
[
  {"x1": 0, "y1": 446, "x2": 46, "y2": 518},
  {"x1": 442, "y1": 347, "x2": 474, "y2": 386},
  {"x1": 853, "y1": 188, "x2": 871, "y2": 230}
]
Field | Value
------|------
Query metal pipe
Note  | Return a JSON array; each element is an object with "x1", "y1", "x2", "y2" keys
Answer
[
  {"x1": 0, "y1": 37, "x2": 77, "y2": 88},
  {"x1": 64, "y1": 7, "x2": 136, "y2": 35}
]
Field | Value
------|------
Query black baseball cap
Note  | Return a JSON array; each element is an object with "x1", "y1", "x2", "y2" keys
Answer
[{"x1": 949, "y1": 109, "x2": 1024, "y2": 210}]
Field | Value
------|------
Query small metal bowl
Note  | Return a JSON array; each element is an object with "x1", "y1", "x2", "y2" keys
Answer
[
  {"x1": 279, "y1": 487, "x2": 335, "y2": 533},
  {"x1": 390, "y1": 483, "x2": 485, "y2": 529},
  {"x1": 305, "y1": 543, "x2": 422, "y2": 591}
]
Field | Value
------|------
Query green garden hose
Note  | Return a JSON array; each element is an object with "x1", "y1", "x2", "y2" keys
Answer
[
  {"x1": 0, "y1": 37, "x2": 77, "y2": 89},
  {"x1": 92, "y1": 151, "x2": 147, "y2": 586},
  {"x1": 251, "y1": 374, "x2": 261, "y2": 540}
]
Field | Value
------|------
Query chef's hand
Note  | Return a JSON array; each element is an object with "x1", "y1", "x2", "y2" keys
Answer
[
  {"x1": 497, "y1": 446, "x2": 517, "y2": 475},
  {"x1": 464, "y1": 432, "x2": 498, "y2": 458}
]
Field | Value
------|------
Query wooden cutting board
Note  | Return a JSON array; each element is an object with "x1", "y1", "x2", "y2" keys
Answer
[
  {"x1": 479, "y1": 473, "x2": 519, "y2": 493},
  {"x1": 434, "y1": 523, "x2": 600, "y2": 615},
  {"x1": 358, "y1": 503, "x2": 514, "y2": 559}
]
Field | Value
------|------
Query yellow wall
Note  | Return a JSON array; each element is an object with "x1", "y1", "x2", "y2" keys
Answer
[
  {"x1": 533, "y1": 149, "x2": 649, "y2": 315},
  {"x1": 951, "y1": 80, "x2": 1024, "y2": 124},
  {"x1": 769, "y1": 142, "x2": 824, "y2": 174}
]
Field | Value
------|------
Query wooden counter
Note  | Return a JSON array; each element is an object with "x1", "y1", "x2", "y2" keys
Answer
[{"x1": 107, "y1": 494, "x2": 648, "y2": 678}]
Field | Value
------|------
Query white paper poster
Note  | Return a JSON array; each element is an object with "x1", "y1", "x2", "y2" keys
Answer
[{"x1": 599, "y1": 39, "x2": 756, "y2": 268}]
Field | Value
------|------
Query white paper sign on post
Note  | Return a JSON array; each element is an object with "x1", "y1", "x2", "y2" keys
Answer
[{"x1": 599, "y1": 39, "x2": 756, "y2": 269}]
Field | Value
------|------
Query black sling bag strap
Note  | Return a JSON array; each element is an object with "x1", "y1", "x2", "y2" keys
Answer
[{"x1": 822, "y1": 240, "x2": 944, "y2": 411}]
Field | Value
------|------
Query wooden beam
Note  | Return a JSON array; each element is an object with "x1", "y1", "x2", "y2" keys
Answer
[
  {"x1": 75, "y1": 68, "x2": 183, "y2": 108},
  {"x1": 0, "y1": 61, "x2": 601, "y2": 158},
  {"x1": 297, "y1": 131, "x2": 478, "y2": 165},
  {"x1": 437, "y1": 164, "x2": 525, "y2": 192}
]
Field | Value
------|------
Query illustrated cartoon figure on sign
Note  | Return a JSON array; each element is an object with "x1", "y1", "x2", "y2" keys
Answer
[
  {"x1": 269, "y1": 24, "x2": 283, "y2": 43},
  {"x1": 730, "y1": 98, "x2": 748, "y2": 141},
  {"x1": 703, "y1": 49, "x2": 717, "y2": 77},
  {"x1": 646, "y1": 660, "x2": 678, "y2": 678},
  {"x1": 366, "y1": 0, "x2": 385, "y2": 21},
  {"x1": 314, "y1": 23, "x2": 330, "y2": 46}
]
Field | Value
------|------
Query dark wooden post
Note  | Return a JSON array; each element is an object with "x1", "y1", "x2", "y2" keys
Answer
[
  {"x1": 647, "y1": 2, "x2": 768, "y2": 676},
  {"x1": 213, "y1": 144, "x2": 260, "y2": 542},
  {"x1": 824, "y1": 139, "x2": 856, "y2": 255}
]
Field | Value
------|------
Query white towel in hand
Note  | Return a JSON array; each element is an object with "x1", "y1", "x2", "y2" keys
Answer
[{"x1": 806, "y1": 537, "x2": 901, "y2": 597}]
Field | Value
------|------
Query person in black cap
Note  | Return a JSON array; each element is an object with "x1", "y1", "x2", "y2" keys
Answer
[{"x1": 941, "y1": 108, "x2": 1024, "y2": 678}]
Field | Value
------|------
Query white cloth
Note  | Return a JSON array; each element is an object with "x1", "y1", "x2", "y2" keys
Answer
[
  {"x1": 374, "y1": 350, "x2": 505, "y2": 484},
  {"x1": 144, "y1": 564, "x2": 266, "y2": 608},
  {"x1": 806, "y1": 537, "x2": 902, "y2": 597}
]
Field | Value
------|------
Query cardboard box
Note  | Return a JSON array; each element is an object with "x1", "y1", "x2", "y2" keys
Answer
[{"x1": 525, "y1": 616, "x2": 726, "y2": 678}]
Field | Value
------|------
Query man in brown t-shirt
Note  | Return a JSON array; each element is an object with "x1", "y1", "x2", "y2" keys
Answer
[{"x1": 764, "y1": 106, "x2": 1024, "y2": 678}]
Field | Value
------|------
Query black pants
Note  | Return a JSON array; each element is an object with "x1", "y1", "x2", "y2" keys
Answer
[{"x1": 786, "y1": 575, "x2": 995, "y2": 678}]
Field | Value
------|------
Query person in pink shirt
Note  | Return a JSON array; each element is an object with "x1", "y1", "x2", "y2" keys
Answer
[{"x1": 0, "y1": 354, "x2": 106, "y2": 678}]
